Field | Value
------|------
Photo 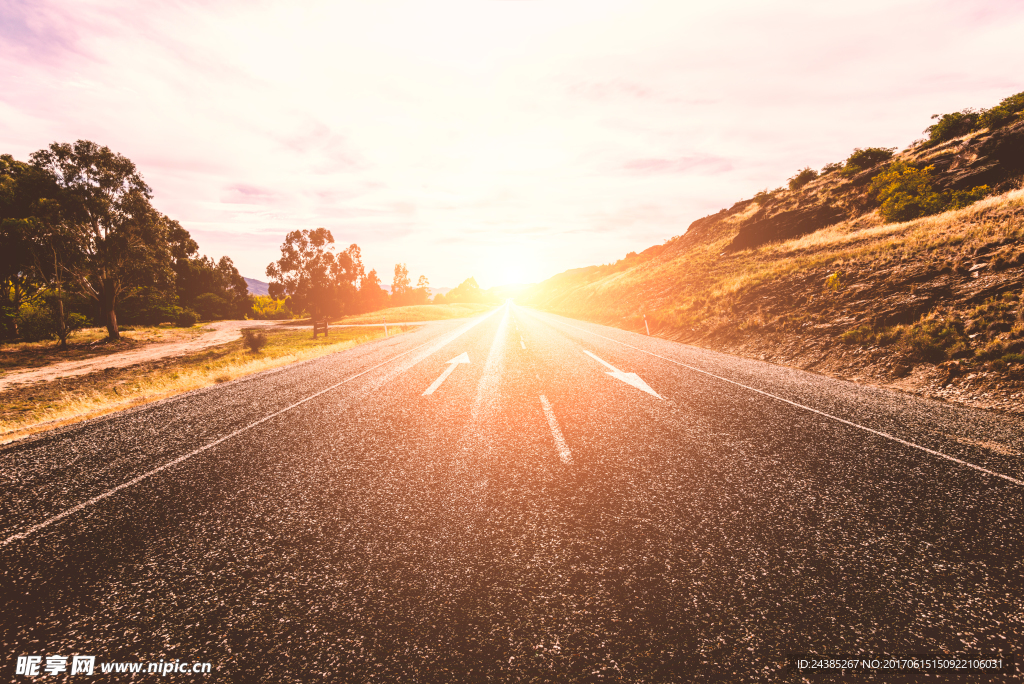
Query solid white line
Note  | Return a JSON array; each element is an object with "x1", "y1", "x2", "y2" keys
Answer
[
  {"x1": 556, "y1": 319, "x2": 1024, "y2": 488},
  {"x1": 540, "y1": 395, "x2": 573, "y2": 465},
  {"x1": 2, "y1": 319, "x2": 491, "y2": 548}
]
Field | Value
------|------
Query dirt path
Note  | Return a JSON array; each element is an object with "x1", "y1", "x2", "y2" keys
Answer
[
  {"x1": 0, "y1": 319, "x2": 440, "y2": 391},
  {"x1": 0, "y1": 320, "x2": 296, "y2": 391}
]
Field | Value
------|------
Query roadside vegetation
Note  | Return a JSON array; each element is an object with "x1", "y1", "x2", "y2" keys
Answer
[
  {"x1": 525, "y1": 90, "x2": 1024, "y2": 412},
  {"x1": 0, "y1": 326, "x2": 405, "y2": 444}
]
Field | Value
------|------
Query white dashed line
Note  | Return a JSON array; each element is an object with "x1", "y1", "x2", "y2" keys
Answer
[
  {"x1": 540, "y1": 395, "x2": 572, "y2": 464},
  {"x1": 2, "y1": 313, "x2": 500, "y2": 547}
]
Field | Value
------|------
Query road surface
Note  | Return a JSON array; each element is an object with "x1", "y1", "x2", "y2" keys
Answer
[{"x1": 2, "y1": 303, "x2": 1022, "y2": 682}]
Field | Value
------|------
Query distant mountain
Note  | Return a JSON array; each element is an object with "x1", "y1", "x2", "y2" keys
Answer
[{"x1": 244, "y1": 277, "x2": 269, "y2": 296}]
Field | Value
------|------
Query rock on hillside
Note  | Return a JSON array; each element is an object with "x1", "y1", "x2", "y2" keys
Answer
[{"x1": 675, "y1": 119, "x2": 1024, "y2": 255}]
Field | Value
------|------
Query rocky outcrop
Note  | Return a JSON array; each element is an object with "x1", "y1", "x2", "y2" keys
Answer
[
  {"x1": 727, "y1": 203, "x2": 848, "y2": 252},
  {"x1": 916, "y1": 120, "x2": 1024, "y2": 192}
]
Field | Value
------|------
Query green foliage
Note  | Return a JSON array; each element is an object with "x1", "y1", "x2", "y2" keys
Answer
[
  {"x1": 788, "y1": 167, "x2": 818, "y2": 191},
  {"x1": 820, "y1": 161, "x2": 844, "y2": 175},
  {"x1": 923, "y1": 91, "x2": 1024, "y2": 146},
  {"x1": 175, "y1": 309, "x2": 198, "y2": 327},
  {"x1": 824, "y1": 271, "x2": 842, "y2": 292},
  {"x1": 266, "y1": 228, "x2": 364, "y2": 319},
  {"x1": 870, "y1": 161, "x2": 991, "y2": 223},
  {"x1": 241, "y1": 328, "x2": 268, "y2": 353},
  {"x1": 119, "y1": 286, "x2": 180, "y2": 325},
  {"x1": 948, "y1": 185, "x2": 991, "y2": 210},
  {"x1": 925, "y1": 109, "x2": 980, "y2": 145},
  {"x1": 16, "y1": 303, "x2": 56, "y2": 341},
  {"x1": 841, "y1": 147, "x2": 895, "y2": 176},
  {"x1": 194, "y1": 292, "x2": 229, "y2": 321},
  {"x1": 251, "y1": 295, "x2": 292, "y2": 320},
  {"x1": 870, "y1": 161, "x2": 947, "y2": 223},
  {"x1": 444, "y1": 277, "x2": 497, "y2": 305},
  {"x1": 978, "y1": 91, "x2": 1024, "y2": 129},
  {"x1": 897, "y1": 315, "x2": 967, "y2": 363}
]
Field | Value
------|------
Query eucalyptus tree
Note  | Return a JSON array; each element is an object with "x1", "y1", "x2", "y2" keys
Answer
[{"x1": 30, "y1": 140, "x2": 173, "y2": 340}]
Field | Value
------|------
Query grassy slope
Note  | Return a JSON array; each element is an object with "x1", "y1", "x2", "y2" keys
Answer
[
  {"x1": 525, "y1": 187, "x2": 1024, "y2": 414},
  {"x1": 0, "y1": 326, "x2": 405, "y2": 444}
]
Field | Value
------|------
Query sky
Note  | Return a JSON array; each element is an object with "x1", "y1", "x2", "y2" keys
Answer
[{"x1": 2, "y1": 0, "x2": 1023, "y2": 289}]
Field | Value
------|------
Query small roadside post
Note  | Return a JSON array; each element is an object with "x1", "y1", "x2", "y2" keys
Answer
[
  {"x1": 644, "y1": 314, "x2": 650, "y2": 336},
  {"x1": 383, "y1": 315, "x2": 388, "y2": 338}
]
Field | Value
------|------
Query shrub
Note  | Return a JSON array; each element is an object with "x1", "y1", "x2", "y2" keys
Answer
[
  {"x1": 842, "y1": 147, "x2": 895, "y2": 176},
  {"x1": 840, "y1": 324, "x2": 873, "y2": 345},
  {"x1": 241, "y1": 328, "x2": 268, "y2": 353},
  {"x1": 978, "y1": 91, "x2": 1024, "y2": 130},
  {"x1": 16, "y1": 304, "x2": 56, "y2": 342},
  {"x1": 251, "y1": 295, "x2": 292, "y2": 320},
  {"x1": 925, "y1": 109, "x2": 980, "y2": 145},
  {"x1": 948, "y1": 185, "x2": 990, "y2": 210},
  {"x1": 194, "y1": 292, "x2": 229, "y2": 321},
  {"x1": 821, "y1": 161, "x2": 844, "y2": 175},
  {"x1": 788, "y1": 167, "x2": 819, "y2": 190},
  {"x1": 176, "y1": 309, "x2": 198, "y2": 327},
  {"x1": 870, "y1": 160, "x2": 947, "y2": 223},
  {"x1": 897, "y1": 315, "x2": 967, "y2": 363},
  {"x1": 824, "y1": 271, "x2": 842, "y2": 292}
]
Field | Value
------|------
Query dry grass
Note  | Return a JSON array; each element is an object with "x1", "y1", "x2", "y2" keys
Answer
[
  {"x1": 332, "y1": 303, "x2": 494, "y2": 324},
  {"x1": 0, "y1": 326, "x2": 405, "y2": 444},
  {"x1": 532, "y1": 186, "x2": 1024, "y2": 329}
]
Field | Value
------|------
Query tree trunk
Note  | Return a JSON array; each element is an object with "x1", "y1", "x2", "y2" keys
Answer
[
  {"x1": 55, "y1": 296, "x2": 69, "y2": 351},
  {"x1": 100, "y1": 282, "x2": 119, "y2": 341}
]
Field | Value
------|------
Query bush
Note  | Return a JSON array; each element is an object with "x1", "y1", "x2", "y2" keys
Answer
[
  {"x1": 948, "y1": 185, "x2": 990, "y2": 210},
  {"x1": 842, "y1": 147, "x2": 895, "y2": 176},
  {"x1": 978, "y1": 91, "x2": 1024, "y2": 130},
  {"x1": 870, "y1": 160, "x2": 947, "y2": 223},
  {"x1": 176, "y1": 309, "x2": 198, "y2": 327},
  {"x1": 16, "y1": 304, "x2": 56, "y2": 342},
  {"x1": 241, "y1": 329, "x2": 268, "y2": 353},
  {"x1": 820, "y1": 161, "x2": 844, "y2": 175},
  {"x1": 897, "y1": 315, "x2": 967, "y2": 363},
  {"x1": 251, "y1": 295, "x2": 292, "y2": 320},
  {"x1": 824, "y1": 271, "x2": 842, "y2": 292},
  {"x1": 788, "y1": 167, "x2": 818, "y2": 190},
  {"x1": 925, "y1": 109, "x2": 980, "y2": 145},
  {"x1": 194, "y1": 292, "x2": 229, "y2": 321}
]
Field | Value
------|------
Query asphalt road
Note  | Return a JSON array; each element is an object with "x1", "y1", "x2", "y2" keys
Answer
[{"x1": 2, "y1": 303, "x2": 1022, "y2": 682}]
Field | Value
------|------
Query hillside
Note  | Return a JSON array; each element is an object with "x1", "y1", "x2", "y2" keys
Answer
[{"x1": 524, "y1": 103, "x2": 1024, "y2": 416}]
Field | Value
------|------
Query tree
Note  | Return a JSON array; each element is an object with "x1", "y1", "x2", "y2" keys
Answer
[
  {"x1": 412, "y1": 274, "x2": 430, "y2": 305},
  {"x1": 357, "y1": 269, "x2": 389, "y2": 313},
  {"x1": 391, "y1": 263, "x2": 411, "y2": 305},
  {"x1": 444, "y1": 277, "x2": 492, "y2": 304},
  {"x1": 0, "y1": 154, "x2": 56, "y2": 337},
  {"x1": 266, "y1": 228, "x2": 363, "y2": 320},
  {"x1": 30, "y1": 140, "x2": 173, "y2": 340}
]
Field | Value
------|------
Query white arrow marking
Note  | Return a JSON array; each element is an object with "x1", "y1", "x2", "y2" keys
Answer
[
  {"x1": 582, "y1": 349, "x2": 661, "y2": 398},
  {"x1": 422, "y1": 352, "x2": 470, "y2": 395}
]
